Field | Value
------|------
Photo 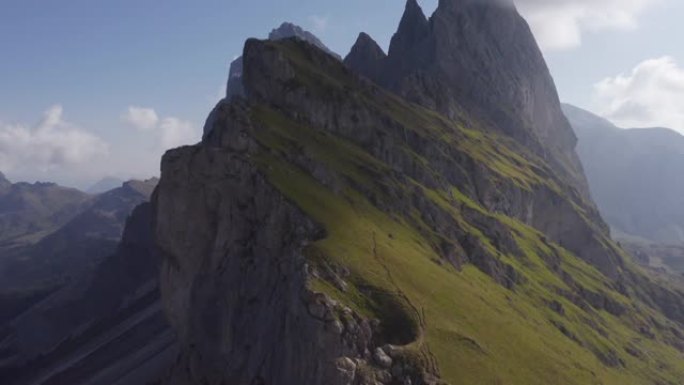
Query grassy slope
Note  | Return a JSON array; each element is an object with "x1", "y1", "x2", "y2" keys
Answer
[{"x1": 245, "y1": 40, "x2": 684, "y2": 384}]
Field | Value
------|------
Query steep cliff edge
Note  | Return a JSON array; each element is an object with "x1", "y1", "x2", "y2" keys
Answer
[{"x1": 153, "y1": 34, "x2": 684, "y2": 385}]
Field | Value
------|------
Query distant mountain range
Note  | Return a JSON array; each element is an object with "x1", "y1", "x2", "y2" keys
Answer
[
  {"x1": 86, "y1": 177, "x2": 125, "y2": 195},
  {"x1": 0, "y1": 178, "x2": 158, "y2": 293},
  {"x1": 0, "y1": 175, "x2": 172, "y2": 385},
  {"x1": 0, "y1": 174, "x2": 158, "y2": 331},
  {"x1": 564, "y1": 104, "x2": 684, "y2": 273},
  {"x1": 564, "y1": 104, "x2": 684, "y2": 245},
  {"x1": 0, "y1": 173, "x2": 92, "y2": 248},
  {"x1": 0, "y1": 203, "x2": 175, "y2": 385}
]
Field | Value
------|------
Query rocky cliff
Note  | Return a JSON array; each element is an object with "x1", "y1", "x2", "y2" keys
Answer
[
  {"x1": 346, "y1": 0, "x2": 589, "y2": 199},
  {"x1": 153, "y1": 2, "x2": 684, "y2": 385}
]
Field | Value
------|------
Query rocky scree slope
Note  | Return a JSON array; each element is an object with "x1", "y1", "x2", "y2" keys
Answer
[{"x1": 153, "y1": 3, "x2": 684, "y2": 385}]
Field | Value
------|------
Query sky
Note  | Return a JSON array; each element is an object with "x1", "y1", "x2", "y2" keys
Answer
[{"x1": 1, "y1": 0, "x2": 683, "y2": 189}]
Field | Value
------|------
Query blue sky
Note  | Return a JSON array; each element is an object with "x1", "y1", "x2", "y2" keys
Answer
[{"x1": 1, "y1": 0, "x2": 683, "y2": 188}]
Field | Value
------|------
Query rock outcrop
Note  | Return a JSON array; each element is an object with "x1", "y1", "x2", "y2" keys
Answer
[
  {"x1": 268, "y1": 22, "x2": 340, "y2": 60},
  {"x1": 344, "y1": 33, "x2": 387, "y2": 85},
  {"x1": 225, "y1": 22, "x2": 340, "y2": 100}
]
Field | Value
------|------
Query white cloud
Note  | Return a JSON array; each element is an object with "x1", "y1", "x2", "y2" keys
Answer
[
  {"x1": 122, "y1": 106, "x2": 159, "y2": 131},
  {"x1": 309, "y1": 15, "x2": 329, "y2": 33},
  {"x1": 516, "y1": 0, "x2": 660, "y2": 50},
  {"x1": 158, "y1": 117, "x2": 197, "y2": 148},
  {"x1": 122, "y1": 106, "x2": 199, "y2": 149},
  {"x1": 0, "y1": 105, "x2": 108, "y2": 173},
  {"x1": 592, "y1": 56, "x2": 684, "y2": 132}
]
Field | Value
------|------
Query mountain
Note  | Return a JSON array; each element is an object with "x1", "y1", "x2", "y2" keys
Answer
[
  {"x1": 225, "y1": 22, "x2": 341, "y2": 100},
  {"x1": 344, "y1": 0, "x2": 590, "y2": 199},
  {"x1": 0, "y1": 179, "x2": 159, "y2": 292},
  {"x1": 0, "y1": 177, "x2": 91, "y2": 248},
  {"x1": 0, "y1": 203, "x2": 176, "y2": 385},
  {"x1": 87, "y1": 177, "x2": 125, "y2": 195},
  {"x1": 620, "y1": 240, "x2": 684, "y2": 274},
  {"x1": 152, "y1": 2, "x2": 684, "y2": 384},
  {"x1": 564, "y1": 104, "x2": 684, "y2": 245}
]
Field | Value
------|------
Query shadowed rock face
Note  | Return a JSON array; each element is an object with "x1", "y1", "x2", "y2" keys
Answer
[
  {"x1": 345, "y1": 0, "x2": 589, "y2": 200},
  {"x1": 343, "y1": 33, "x2": 387, "y2": 84}
]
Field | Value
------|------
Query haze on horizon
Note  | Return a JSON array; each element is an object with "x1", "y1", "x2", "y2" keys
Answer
[{"x1": 1, "y1": 0, "x2": 683, "y2": 189}]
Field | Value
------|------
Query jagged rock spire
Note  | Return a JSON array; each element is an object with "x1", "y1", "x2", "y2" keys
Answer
[
  {"x1": 343, "y1": 33, "x2": 387, "y2": 84},
  {"x1": 388, "y1": 0, "x2": 430, "y2": 58}
]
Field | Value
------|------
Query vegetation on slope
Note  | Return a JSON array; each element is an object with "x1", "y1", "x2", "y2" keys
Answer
[{"x1": 233, "y1": 39, "x2": 684, "y2": 384}]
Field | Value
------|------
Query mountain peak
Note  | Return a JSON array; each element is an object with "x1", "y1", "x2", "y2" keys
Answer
[
  {"x1": 388, "y1": 0, "x2": 430, "y2": 58},
  {"x1": 405, "y1": 0, "x2": 425, "y2": 15},
  {"x1": 225, "y1": 22, "x2": 340, "y2": 100},
  {"x1": 268, "y1": 22, "x2": 340, "y2": 60},
  {"x1": 343, "y1": 33, "x2": 387, "y2": 82},
  {"x1": 371, "y1": 0, "x2": 591, "y2": 199}
]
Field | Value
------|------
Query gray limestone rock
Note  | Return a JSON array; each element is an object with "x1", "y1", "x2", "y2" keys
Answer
[{"x1": 345, "y1": 0, "x2": 591, "y2": 201}]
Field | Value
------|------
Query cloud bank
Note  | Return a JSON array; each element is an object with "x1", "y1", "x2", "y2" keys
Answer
[
  {"x1": 123, "y1": 106, "x2": 198, "y2": 149},
  {"x1": 122, "y1": 106, "x2": 159, "y2": 131},
  {"x1": 0, "y1": 105, "x2": 108, "y2": 174},
  {"x1": 593, "y1": 56, "x2": 684, "y2": 133},
  {"x1": 516, "y1": 0, "x2": 660, "y2": 50}
]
